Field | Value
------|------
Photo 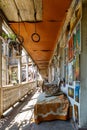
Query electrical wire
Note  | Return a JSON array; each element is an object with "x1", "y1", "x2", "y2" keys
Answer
[
  {"x1": 31, "y1": 0, "x2": 40, "y2": 42},
  {"x1": 13, "y1": 0, "x2": 28, "y2": 43}
]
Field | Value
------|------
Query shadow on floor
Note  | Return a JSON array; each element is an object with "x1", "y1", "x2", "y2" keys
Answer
[
  {"x1": 21, "y1": 119, "x2": 75, "y2": 130},
  {"x1": 0, "y1": 90, "x2": 76, "y2": 130}
]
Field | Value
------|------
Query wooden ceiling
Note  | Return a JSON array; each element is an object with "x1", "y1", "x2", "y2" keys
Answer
[{"x1": 0, "y1": 0, "x2": 72, "y2": 70}]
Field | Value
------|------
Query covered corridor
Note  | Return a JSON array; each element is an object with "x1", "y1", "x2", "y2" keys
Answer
[{"x1": 0, "y1": 0, "x2": 87, "y2": 130}]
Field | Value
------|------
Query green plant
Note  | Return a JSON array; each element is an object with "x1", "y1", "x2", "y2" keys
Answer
[
  {"x1": 2, "y1": 32, "x2": 16, "y2": 40},
  {"x1": 2, "y1": 32, "x2": 8, "y2": 39}
]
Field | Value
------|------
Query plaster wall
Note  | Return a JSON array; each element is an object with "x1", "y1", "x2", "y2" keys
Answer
[
  {"x1": 0, "y1": 18, "x2": 2, "y2": 86},
  {"x1": 0, "y1": 17, "x2": 3, "y2": 116},
  {"x1": 79, "y1": 3, "x2": 87, "y2": 127}
]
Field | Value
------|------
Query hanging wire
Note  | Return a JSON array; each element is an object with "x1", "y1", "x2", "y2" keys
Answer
[
  {"x1": 33, "y1": 0, "x2": 36, "y2": 20},
  {"x1": 14, "y1": 0, "x2": 40, "y2": 43},
  {"x1": 17, "y1": 9, "x2": 20, "y2": 36},
  {"x1": 13, "y1": 0, "x2": 24, "y2": 44},
  {"x1": 33, "y1": 0, "x2": 37, "y2": 33},
  {"x1": 34, "y1": 11, "x2": 37, "y2": 33},
  {"x1": 31, "y1": 0, "x2": 40, "y2": 42}
]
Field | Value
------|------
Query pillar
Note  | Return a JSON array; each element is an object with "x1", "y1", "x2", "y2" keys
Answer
[
  {"x1": 18, "y1": 57, "x2": 22, "y2": 84},
  {"x1": 48, "y1": 65, "x2": 51, "y2": 83},
  {"x1": 79, "y1": 1, "x2": 87, "y2": 127},
  {"x1": 6, "y1": 43, "x2": 9, "y2": 84},
  {"x1": 0, "y1": 16, "x2": 3, "y2": 116},
  {"x1": 26, "y1": 55, "x2": 29, "y2": 82}
]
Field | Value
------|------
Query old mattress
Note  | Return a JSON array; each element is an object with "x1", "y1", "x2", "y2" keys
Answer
[{"x1": 34, "y1": 92, "x2": 70, "y2": 124}]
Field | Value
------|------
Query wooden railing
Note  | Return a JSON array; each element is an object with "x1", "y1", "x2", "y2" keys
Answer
[{"x1": 0, "y1": 81, "x2": 37, "y2": 116}]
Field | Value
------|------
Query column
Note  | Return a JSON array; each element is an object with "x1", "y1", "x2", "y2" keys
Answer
[
  {"x1": 26, "y1": 55, "x2": 29, "y2": 82},
  {"x1": 50, "y1": 65, "x2": 53, "y2": 82},
  {"x1": 79, "y1": 2, "x2": 87, "y2": 127},
  {"x1": 52, "y1": 66, "x2": 54, "y2": 81},
  {"x1": 48, "y1": 65, "x2": 51, "y2": 83},
  {"x1": 18, "y1": 57, "x2": 22, "y2": 84},
  {"x1": 0, "y1": 16, "x2": 3, "y2": 116},
  {"x1": 6, "y1": 43, "x2": 9, "y2": 84}
]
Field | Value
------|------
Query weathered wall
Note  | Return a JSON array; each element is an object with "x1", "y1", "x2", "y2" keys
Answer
[
  {"x1": 0, "y1": 16, "x2": 3, "y2": 116},
  {"x1": 80, "y1": 2, "x2": 87, "y2": 127}
]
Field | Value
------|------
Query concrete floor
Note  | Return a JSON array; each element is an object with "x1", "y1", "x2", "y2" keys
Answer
[{"x1": 0, "y1": 89, "x2": 77, "y2": 130}]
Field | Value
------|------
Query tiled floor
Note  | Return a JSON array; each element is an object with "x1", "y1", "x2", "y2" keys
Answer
[{"x1": 0, "y1": 89, "x2": 76, "y2": 130}]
